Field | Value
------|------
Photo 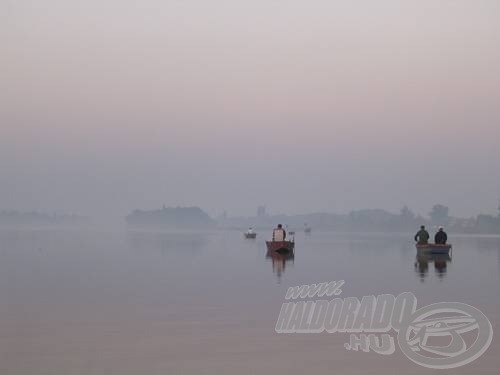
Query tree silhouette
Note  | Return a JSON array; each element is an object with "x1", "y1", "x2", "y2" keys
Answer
[
  {"x1": 429, "y1": 204, "x2": 449, "y2": 225},
  {"x1": 400, "y1": 206, "x2": 416, "y2": 220}
]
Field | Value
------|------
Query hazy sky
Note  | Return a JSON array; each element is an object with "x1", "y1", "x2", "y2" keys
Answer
[{"x1": 2, "y1": 0, "x2": 500, "y2": 219}]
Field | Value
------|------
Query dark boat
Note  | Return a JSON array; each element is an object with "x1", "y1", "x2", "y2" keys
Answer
[
  {"x1": 416, "y1": 243, "x2": 452, "y2": 254},
  {"x1": 244, "y1": 232, "x2": 257, "y2": 239},
  {"x1": 266, "y1": 240, "x2": 294, "y2": 252}
]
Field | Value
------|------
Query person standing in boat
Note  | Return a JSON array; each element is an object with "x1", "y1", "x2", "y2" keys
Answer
[
  {"x1": 434, "y1": 226, "x2": 448, "y2": 244},
  {"x1": 273, "y1": 224, "x2": 287, "y2": 241},
  {"x1": 414, "y1": 225, "x2": 430, "y2": 244}
]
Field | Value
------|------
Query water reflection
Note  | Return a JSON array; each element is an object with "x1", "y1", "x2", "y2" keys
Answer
[
  {"x1": 1, "y1": 230, "x2": 499, "y2": 374},
  {"x1": 266, "y1": 248, "x2": 295, "y2": 283},
  {"x1": 414, "y1": 251, "x2": 452, "y2": 281}
]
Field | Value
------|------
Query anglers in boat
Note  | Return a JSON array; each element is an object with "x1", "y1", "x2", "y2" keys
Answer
[
  {"x1": 434, "y1": 226, "x2": 448, "y2": 245},
  {"x1": 266, "y1": 224, "x2": 295, "y2": 252},
  {"x1": 415, "y1": 225, "x2": 451, "y2": 254},
  {"x1": 414, "y1": 225, "x2": 430, "y2": 245}
]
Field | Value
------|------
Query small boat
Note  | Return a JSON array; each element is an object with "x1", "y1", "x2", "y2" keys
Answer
[
  {"x1": 244, "y1": 227, "x2": 256, "y2": 239},
  {"x1": 266, "y1": 240, "x2": 294, "y2": 253},
  {"x1": 416, "y1": 243, "x2": 452, "y2": 254}
]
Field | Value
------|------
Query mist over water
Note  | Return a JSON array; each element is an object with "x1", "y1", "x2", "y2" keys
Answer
[
  {"x1": 2, "y1": 0, "x2": 500, "y2": 219},
  {"x1": 2, "y1": 1, "x2": 500, "y2": 373}
]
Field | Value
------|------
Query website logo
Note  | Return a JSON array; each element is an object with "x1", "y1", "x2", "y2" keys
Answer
[{"x1": 275, "y1": 281, "x2": 493, "y2": 369}]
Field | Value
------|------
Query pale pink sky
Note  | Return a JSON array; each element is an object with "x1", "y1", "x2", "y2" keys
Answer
[{"x1": 1, "y1": 1, "x2": 500, "y2": 218}]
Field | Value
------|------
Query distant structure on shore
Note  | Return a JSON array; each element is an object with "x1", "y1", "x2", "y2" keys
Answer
[
  {"x1": 257, "y1": 206, "x2": 267, "y2": 218},
  {"x1": 0, "y1": 210, "x2": 88, "y2": 227},
  {"x1": 218, "y1": 203, "x2": 500, "y2": 235},
  {"x1": 126, "y1": 206, "x2": 216, "y2": 229}
]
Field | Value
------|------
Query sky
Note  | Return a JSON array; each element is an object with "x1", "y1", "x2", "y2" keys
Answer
[{"x1": 1, "y1": 0, "x2": 500, "y2": 220}]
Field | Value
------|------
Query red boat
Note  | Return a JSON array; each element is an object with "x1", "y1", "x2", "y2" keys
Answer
[
  {"x1": 416, "y1": 243, "x2": 452, "y2": 254},
  {"x1": 266, "y1": 240, "x2": 295, "y2": 253}
]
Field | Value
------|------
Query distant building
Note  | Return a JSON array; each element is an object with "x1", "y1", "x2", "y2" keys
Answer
[{"x1": 257, "y1": 206, "x2": 267, "y2": 217}]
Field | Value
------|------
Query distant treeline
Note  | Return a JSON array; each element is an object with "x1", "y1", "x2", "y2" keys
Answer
[
  {"x1": 0, "y1": 210, "x2": 89, "y2": 226},
  {"x1": 218, "y1": 204, "x2": 500, "y2": 234},
  {"x1": 3, "y1": 204, "x2": 500, "y2": 234},
  {"x1": 126, "y1": 206, "x2": 217, "y2": 229}
]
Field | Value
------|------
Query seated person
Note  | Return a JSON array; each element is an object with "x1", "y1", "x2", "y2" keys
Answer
[
  {"x1": 434, "y1": 226, "x2": 448, "y2": 244},
  {"x1": 273, "y1": 224, "x2": 287, "y2": 241},
  {"x1": 414, "y1": 225, "x2": 430, "y2": 245}
]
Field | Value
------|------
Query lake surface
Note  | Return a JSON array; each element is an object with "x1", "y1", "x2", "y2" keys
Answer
[{"x1": 1, "y1": 229, "x2": 499, "y2": 374}]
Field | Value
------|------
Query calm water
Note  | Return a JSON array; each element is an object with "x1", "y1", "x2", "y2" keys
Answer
[{"x1": 1, "y1": 229, "x2": 499, "y2": 374}]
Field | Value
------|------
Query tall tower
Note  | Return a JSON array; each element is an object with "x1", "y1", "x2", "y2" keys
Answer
[{"x1": 257, "y1": 206, "x2": 266, "y2": 218}]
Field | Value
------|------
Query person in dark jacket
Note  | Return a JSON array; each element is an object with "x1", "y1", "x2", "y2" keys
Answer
[
  {"x1": 434, "y1": 226, "x2": 448, "y2": 244},
  {"x1": 414, "y1": 225, "x2": 430, "y2": 244}
]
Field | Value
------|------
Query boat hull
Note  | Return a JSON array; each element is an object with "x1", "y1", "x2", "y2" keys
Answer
[
  {"x1": 266, "y1": 240, "x2": 294, "y2": 252},
  {"x1": 244, "y1": 233, "x2": 256, "y2": 239},
  {"x1": 416, "y1": 244, "x2": 452, "y2": 254}
]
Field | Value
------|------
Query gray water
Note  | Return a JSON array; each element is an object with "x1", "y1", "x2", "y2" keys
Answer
[{"x1": 1, "y1": 229, "x2": 499, "y2": 374}]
